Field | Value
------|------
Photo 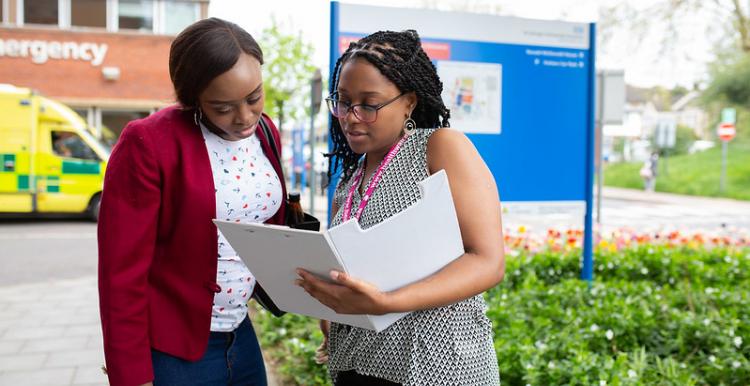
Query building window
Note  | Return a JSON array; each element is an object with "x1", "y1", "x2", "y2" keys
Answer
[
  {"x1": 24, "y1": 0, "x2": 58, "y2": 25},
  {"x1": 118, "y1": 0, "x2": 154, "y2": 31},
  {"x1": 71, "y1": 0, "x2": 106, "y2": 28},
  {"x1": 164, "y1": 1, "x2": 198, "y2": 35},
  {"x1": 102, "y1": 110, "x2": 150, "y2": 141}
]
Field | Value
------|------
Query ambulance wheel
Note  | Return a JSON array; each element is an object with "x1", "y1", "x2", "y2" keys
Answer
[{"x1": 87, "y1": 194, "x2": 101, "y2": 222}]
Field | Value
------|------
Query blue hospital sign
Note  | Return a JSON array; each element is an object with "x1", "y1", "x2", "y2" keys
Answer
[{"x1": 330, "y1": 2, "x2": 597, "y2": 280}]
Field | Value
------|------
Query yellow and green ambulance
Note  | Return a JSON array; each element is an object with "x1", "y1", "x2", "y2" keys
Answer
[{"x1": 0, "y1": 84, "x2": 110, "y2": 221}]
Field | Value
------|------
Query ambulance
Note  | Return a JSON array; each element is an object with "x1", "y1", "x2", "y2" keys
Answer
[{"x1": 0, "y1": 84, "x2": 110, "y2": 221}]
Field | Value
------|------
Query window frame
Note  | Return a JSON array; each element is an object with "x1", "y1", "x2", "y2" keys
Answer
[
  {"x1": 1, "y1": 0, "x2": 8, "y2": 24},
  {"x1": 116, "y1": 0, "x2": 157, "y2": 33},
  {"x1": 17, "y1": 0, "x2": 63, "y2": 27},
  {"x1": 67, "y1": 0, "x2": 110, "y2": 30},
  {"x1": 155, "y1": 0, "x2": 199, "y2": 35},
  {"x1": 15, "y1": 0, "x2": 199, "y2": 34}
]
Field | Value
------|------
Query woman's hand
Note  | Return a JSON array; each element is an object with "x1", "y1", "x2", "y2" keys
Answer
[
  {"x1": 315, "y1": 319, "x2": 331, "y2": 364},
  {"x1": 295, "y1": 269, "x2": 391, "y2": 315}
]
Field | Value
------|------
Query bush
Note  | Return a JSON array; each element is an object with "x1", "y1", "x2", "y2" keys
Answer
[{"x1": 253, "y1": 245, "x2": 750, "y2": 385}]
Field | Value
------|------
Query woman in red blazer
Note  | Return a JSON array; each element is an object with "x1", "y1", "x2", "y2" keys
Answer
[{"x1": 98, "y1": 18, "x2": 285, "y2": 386}]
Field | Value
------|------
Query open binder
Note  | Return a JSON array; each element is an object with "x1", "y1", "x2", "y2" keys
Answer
[{"x1": 215, "y1": 170, "x2": 464, "y2": 332}]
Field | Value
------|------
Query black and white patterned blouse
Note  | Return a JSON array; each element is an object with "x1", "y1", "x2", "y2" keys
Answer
[{"x1": 328, "y1": 128, "x2": 500, "y2": 385}]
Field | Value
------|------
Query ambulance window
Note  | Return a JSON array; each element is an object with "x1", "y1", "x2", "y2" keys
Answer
[{"x1": 51, "y1": 131, "x2": 99, "y2": 161}]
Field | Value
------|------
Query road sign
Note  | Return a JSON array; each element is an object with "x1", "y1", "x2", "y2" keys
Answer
[
  {"x1": 717, "y1": 123, "x2": 736, "y2": 142},
  {"x1": 721, "y1": 108, "x2": 736, "y2": 124},
  {"x1": 655, "y1": 116, "x2": 677, "y2": 149}
]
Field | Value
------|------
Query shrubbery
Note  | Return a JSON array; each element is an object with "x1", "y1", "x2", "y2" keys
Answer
[{"x1": 254, "y1": 245, "x2": 749, "y2": 385}]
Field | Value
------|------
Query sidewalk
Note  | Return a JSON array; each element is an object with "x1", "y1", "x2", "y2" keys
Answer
[
  {"x1": 602, "y1": 186, "x2": 750, "y2": 209},
  {"x1": 0, "y1": 195, "x2": 331, "y2": 386},
  {"x1": 0, "y1": 277, "x2": 106, "y2": 386},
  {"x1": 0, "y1": 277, "x2": 280, "y2": 386}
]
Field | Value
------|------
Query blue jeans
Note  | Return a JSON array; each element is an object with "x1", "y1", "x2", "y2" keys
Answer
[{"x1": 152, "y1": 317, "x2": 267, "y2": 386}]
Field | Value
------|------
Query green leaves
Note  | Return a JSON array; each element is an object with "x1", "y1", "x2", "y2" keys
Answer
[
  {"x1": 252, "y1": 246, "x2": 749, "y2": 385},
  {"x1": 258, "y1": 18, "x2": 317, "y2": 132},
  {"x1": 490, "y1": 247, "x2": 750, "y2": 385}
]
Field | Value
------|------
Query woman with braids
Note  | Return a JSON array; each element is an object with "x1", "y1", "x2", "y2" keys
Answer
[{"x1": 295, "y1": 30, "x2": 505, "y2": 386}]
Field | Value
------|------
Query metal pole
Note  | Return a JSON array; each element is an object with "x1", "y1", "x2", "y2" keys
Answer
[
  {"x1": 307, "y1": 110, "x2": 315, "y2": 215},
  {"x1": 581, "y1": 23, "x2": 597, "y2": 283},
  {"x1": 720, "y1": 140, "x2": 728, "y2": 193},
  {"x1": 309, "y1": 94, "x2": 316, "y2": 214},
  {"x1": 595, "y1": 71, "x2": 604, "y2": 225},
  {"x1": 309, "y1": 69, "x2": 322, "y2": 214}
]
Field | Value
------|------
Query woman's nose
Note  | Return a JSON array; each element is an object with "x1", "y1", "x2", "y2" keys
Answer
[
  {"x1": 343, "y1": 107, "x2": 362, "y2": 125},
  {"x1": 235, "y1": 105, "x2": 256, "y2": 126}
]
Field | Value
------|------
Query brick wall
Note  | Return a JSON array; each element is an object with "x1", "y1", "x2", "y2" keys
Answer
[{"x1": 0, "y1": 27, "x2": 175, "y2": 104}]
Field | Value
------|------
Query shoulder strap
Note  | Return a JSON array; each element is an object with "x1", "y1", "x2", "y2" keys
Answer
[{"x1": 258, "y1": 116, "x2": 280, "y2": 162}]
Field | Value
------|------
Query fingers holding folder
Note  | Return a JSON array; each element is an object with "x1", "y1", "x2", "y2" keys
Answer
[{"x1": 295, "y1": 269, "x2": 390, "y2": 315}]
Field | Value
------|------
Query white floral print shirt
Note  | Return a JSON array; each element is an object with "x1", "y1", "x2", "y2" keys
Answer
[{"x1": 201, "y1": 123, "x2": 283, "y2": 332}]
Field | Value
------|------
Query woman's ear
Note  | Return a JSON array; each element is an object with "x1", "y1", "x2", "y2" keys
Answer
[{"x1": 406, "y1": 92, "x2": 418, "y2": 114}]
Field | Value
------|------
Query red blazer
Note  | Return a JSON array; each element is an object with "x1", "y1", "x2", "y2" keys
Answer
[{"x1": 98, "y1": 106, "x2": 287, "y2": 386}]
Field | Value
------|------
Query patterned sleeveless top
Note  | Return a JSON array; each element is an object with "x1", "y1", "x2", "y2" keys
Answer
[{"x1": 328, "y1": 128, "x2": 500, "y2": 386}]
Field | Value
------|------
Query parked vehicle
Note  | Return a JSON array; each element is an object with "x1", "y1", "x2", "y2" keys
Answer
[{"x1": 0, "y1": 84, "x2": 110, "y2": 220}]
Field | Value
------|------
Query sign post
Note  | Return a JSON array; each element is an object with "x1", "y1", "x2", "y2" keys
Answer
[
  {"x1": 595, "y1": 69, "x2": 625, "y2": 225},
  {"x1": 309, "y1": 68, "x2": 322, "y2": 213},
  {"x1": 717, "y1": 122, "x2": 736, "y2": 193}
]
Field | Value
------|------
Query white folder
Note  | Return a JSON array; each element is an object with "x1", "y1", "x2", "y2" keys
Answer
[{"x1": 214, "y1": 169, "x2": 464, "y2": 332}]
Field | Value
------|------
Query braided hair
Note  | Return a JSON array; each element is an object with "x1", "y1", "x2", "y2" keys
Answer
[{"x1": 326, "y1": 29, "x2": 451, "y2": 184}]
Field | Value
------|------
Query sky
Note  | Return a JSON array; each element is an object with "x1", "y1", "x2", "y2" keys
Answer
[{"x1": 208, "y1": 0, "x2": 716, "y2": 89}]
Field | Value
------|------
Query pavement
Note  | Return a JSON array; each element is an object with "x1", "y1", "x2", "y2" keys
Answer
[
  {"x1": 0, "y1": 188, "x2": 748, "y2": 385},
  {"x1": 0, "y1": 277, "x2": 106, "y2": 386},
  {"x1": 502, "y1": 186, "x2": 750, "y2": 234}
]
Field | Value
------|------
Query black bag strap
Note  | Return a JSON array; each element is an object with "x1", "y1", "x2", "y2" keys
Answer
[
  {"x1": 254, "y1": 115, "x2": 286, "y2": 318},
  {"x1": 252, "y1": 284, "x2": 285, "y2": 317},
  {"x1": 258, "y1": 116, "x2": 280, "y2": 162}
]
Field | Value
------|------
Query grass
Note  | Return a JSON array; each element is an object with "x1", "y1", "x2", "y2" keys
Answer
[{"x1": 604, "y1": 141, "x2": 750, "y2": 201}]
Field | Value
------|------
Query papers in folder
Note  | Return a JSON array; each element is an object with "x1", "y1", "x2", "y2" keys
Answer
[{"x1": 214, "y1": 169, "x2": 464, "y2": 332}]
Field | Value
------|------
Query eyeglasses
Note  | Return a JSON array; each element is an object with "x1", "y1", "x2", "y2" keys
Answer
[{"x1": 325, "y1": 93, "x2": 405, "y2": 123}]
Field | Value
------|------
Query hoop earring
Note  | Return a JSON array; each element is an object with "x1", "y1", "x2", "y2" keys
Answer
[
  {"x1": 403, "y1": 115, "x2": 416, "y2": 136},
  {"x1": 193, "y1": 108, "x2": 203, "y2": 127}
]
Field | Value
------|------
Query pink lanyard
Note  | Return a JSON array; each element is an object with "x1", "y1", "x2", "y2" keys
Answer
[{"x1": 342, "y1": 136, "x2": 407, "y2": 222}]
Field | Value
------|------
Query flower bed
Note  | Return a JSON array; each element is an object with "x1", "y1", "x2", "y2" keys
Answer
[{"x1": 253, "y1": 231, "x2": 749, "y2": 385}]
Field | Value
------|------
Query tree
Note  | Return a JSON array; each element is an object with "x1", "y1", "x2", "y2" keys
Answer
[
  {"x1": 703, "y1": 52, "x2": 750, "y2": 105},
  {"x1": 600, "y1": 1, "x2": 749, "y2": 54},
  {"x1": 702, "y1": 53, "x2": 750, "y2": 141},
  {"x1": 601, "y1": 1, "x2": 750, "y2": 141},
  {"x1": 258, "y1": 18, "x2": 317, "y2": 136}
]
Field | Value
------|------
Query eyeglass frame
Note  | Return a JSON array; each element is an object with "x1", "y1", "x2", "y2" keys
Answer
[{"x1": 325, "y1": 92, "x2": 406, "y2": 123}]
